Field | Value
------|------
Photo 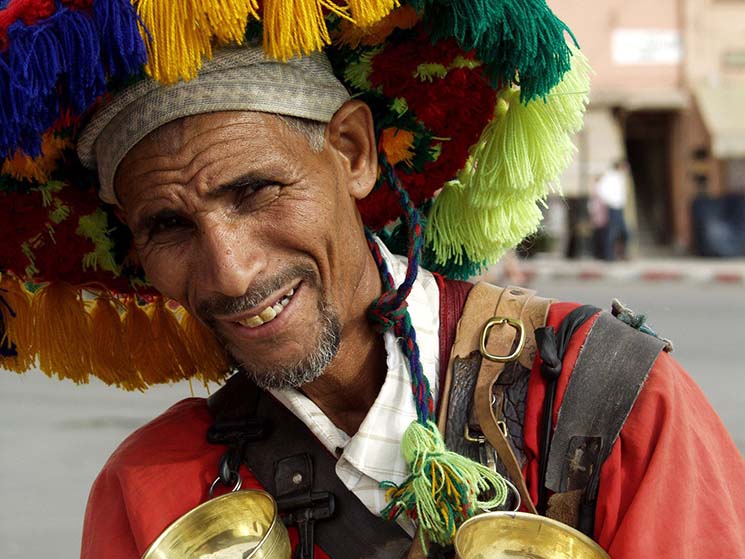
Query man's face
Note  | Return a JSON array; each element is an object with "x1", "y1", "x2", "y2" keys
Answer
[{"x1": 115, "y1": 109, "x2": 376, "y2": 388}]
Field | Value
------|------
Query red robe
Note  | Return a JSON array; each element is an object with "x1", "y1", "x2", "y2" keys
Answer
[{"x1": 81, "y1": 301, "x2": 745, "y2": 558}]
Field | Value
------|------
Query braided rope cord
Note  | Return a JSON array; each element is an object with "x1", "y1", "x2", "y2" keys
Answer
[{"x1": 365, "y1": 155, "x2": 433, "y2": 424}]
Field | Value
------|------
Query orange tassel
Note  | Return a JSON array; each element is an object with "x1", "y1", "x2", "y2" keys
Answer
[
  {"x1": 181, "y1": 311, "x2": 230, "y2": 384},
  {"x1": 380, "y1": 127, "x2": 416, "y2": 166},
  {"x1": 90, "y1": 296, "x2": 141, "y2": 390},
  {"x1": 123, "y1": 298, "x2": 157, "y2": 385},
  {"x1": 30, "y1": 283, "x2": 91, "y2": 383},
  {"x1": 1, "y1": 133, "x2": 69, "y2": 183},
  {"x1": 0, "y1": 275, "x2": 34, "y2": 372},
  {"x1": 149, "y1": 298, "x2": 196, "y2": 382}
]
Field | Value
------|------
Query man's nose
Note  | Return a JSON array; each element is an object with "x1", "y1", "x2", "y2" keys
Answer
[{"x1": 197, "y1": 224, "x2": 265, "y2": 299}]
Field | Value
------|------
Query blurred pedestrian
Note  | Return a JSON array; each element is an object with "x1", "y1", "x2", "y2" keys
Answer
[{"x1": 596, "y1": 160, "x2": 630, "y2": 260}]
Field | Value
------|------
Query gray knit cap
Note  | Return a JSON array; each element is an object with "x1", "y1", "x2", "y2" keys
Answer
[{"x1": 78, "y1": 46, "x2": 351, "y2": 205}]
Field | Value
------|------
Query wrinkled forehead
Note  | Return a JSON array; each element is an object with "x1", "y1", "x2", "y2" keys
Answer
[{"x1": 78, "y1": 46, "x2": 350, "y2": 206}]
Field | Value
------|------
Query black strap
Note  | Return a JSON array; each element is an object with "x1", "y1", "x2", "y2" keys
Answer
[
  {"x1": 207, "y1": 372, "x2": 411, "y2": 559},
  {"x1": 545, "y1": 311, "x2": 665, "y2": 535},
  {"x1": 535, "y1": 304, "x2": 600, "y2": 514}
]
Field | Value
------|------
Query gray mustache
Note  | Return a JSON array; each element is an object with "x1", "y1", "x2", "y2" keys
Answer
[{"x1": 196, "y1": 265, "x2": 316, "y2": 321}]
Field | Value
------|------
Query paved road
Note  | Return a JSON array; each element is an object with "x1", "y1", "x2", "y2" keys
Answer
[{"x1": 1, "y1": 279, "x2": 743, "y2": 558}]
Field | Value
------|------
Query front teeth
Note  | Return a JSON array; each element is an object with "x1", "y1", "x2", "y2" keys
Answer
[{"x1": 239, "y1": 288, "x2": 295, "y2": 328}]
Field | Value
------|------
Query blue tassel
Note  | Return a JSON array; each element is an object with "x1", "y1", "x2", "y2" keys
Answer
[
  {"x1": 94, "y1": 0, "x2": 148, "y2": 79},
  {"x1": 0, "y1": 2, "x2": 146, "y2": 157}
]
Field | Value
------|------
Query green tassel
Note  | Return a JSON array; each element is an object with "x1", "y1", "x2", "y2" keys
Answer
[
  {"x1": 413, "y1": 0, "x2": 577, "y2": 101},
  {"x1": 381, "y1": 421, "x2": 508, "y2": 548},
  {"x1": 426, "y1": 48, "x2": 590, "y2": 268}
]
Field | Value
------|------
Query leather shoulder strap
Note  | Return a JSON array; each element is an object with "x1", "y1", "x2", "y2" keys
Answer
[
  {"x1": 438, "y1": 283, "x2": 553, "y2": 514},
  {"x1": 545, "y1": 311, "x2": 665, "y2": 533},
  {"x1": 207, "y1": 374, "x2": 411, "y2": 559}
]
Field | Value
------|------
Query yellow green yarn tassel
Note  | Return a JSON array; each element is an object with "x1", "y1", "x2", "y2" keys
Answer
[
  {"x1": 426, "y1": 48, "x2": 591, "y2": 268},
  {"x1": 381, "y1": 421, "x2": 508, "y2": 548}
]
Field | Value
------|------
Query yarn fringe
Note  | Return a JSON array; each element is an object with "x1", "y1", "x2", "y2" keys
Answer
[
  {"x1": 30, "y1": 282, "x2": 92, "y2": 382},
  {"x1": 426, "y1": 48, "x2": 590, "y2": 267},
  {"x1": 180, "y1": 311, "x2": 230, "y2": 384},
  {"x1": 89, "y1": 295, "x2": 139, "y2": 389},
  {"x1": 0, "y1": 278, "x2": 230, "y2": 388},
  {"x1": 382, "y1": 421, "x2": 508, "y2": 548}
]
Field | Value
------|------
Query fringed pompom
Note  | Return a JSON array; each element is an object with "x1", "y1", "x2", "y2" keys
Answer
[
  {"x1": 89, "y1": 296, "x2": 141, "y2": 389},
  {"x1": 30, "y1": 282, "x2": 91, "y2": 382},
  {"x1": 136, "y1": 0, "x2": 259, "y2": 83},
  {"x1": 180, "y1": 311, "x2": 230, "y2": 384},
  {"x1": 381, "y1": 421, "x2": 508, "y2": 549},
  {"x1": 0, "y1": 275, "x2": 34, "y2": 372},
  {"x1": 426, "y1": 48, "x2": 590, "y2": 268}
]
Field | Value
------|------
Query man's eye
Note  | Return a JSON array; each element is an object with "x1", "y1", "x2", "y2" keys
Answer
[{"x1": 146, "y1": 214, "x2": 191, "y2": 240}]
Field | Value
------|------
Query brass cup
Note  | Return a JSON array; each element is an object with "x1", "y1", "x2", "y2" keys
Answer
[
  {"x1": 142, "y1": 489, "x2": 291, "y2": 559},
  {"x1": 454, "y1": 512, "x2": 610, "y2": 559}
]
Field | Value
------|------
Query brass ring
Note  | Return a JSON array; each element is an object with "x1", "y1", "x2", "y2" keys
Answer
[{"x1": 480, "y1": 317, "x2": 525, "y2": 363}]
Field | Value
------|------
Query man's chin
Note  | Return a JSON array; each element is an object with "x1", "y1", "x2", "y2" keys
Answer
[{"x1": 239, "y1": 361, "x2": 328, "y2": 390}]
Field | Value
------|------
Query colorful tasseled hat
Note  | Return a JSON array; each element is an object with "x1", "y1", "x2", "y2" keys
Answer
[{"x1": 0, "y1": 0, "x2": 590, "y2": 391}]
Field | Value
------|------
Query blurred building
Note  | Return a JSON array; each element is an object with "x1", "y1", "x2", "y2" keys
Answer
[{"x1": 549, "y1": 0, "x2": 745, "y2": 254}]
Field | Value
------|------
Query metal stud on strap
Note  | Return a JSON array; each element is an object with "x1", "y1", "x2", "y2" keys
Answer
[{"x1": 480, "y1": 317, "x2": 526, "y2": 363}]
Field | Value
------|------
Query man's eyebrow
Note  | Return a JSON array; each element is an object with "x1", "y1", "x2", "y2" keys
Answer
[{"x1": 208, "y1": 173, "x2": 276, "y2": 198}]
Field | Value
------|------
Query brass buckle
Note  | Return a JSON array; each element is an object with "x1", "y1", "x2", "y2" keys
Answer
[{"x1": 480, "y1": 317, "x2": 526, "y2": 362}]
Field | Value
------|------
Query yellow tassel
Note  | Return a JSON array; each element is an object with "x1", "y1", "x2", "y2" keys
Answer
[
  {"x1": 149, "y1": 298, "x2": 196, "y2": 382},
  {"x1": 123, "y1": 298, "x2": 159, "y2": 385},
  {"x1": 30, "y1": 283, "x2": 91, "y2": 383},
  {"x1": 0, "y1": 275, "x2": 34, "y2": 372},
  {"x1": 180, "y1": 311, "x2": 230, "y2": 384},
  {"x1": 347, "y1": 0, "x2": 399, "y2": 29},
  {"x1": 89, "y1": 297, "x2": 142, "y2": 390},
  {"x1": 136, "y1": 0, "x2": 259, "y2": 83},
  {"x1": 263, "y1": 0, "x2": 350, "y2": 60}
]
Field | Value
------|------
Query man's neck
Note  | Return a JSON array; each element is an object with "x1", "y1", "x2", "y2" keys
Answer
[{"x1": 300, "y1": 245, "x2": 389, "y2": 435}]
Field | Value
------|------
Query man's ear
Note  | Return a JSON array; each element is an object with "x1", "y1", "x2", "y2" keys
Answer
[{"x1": 326, "y1": 100, "x2": 377, "y2": 200}]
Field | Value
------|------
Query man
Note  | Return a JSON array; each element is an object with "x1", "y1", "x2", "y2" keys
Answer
[
  {"x1": 0, "y1": 2, "x2": 743, "y2": 558},
  {"x1": 595, "y1": 160, "x2": 630, "y2": 261}
]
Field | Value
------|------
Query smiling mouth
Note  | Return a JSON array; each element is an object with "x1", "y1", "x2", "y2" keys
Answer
[{"x1": 236, "y1": 287, "x2": 296, "y2": 328}]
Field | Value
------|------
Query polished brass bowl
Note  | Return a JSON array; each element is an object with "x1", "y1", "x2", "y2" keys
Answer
[
  {"x1": 142, "y1": 490, "x2": 291, "y2": 559},
  {"x1": 454, "y1": 512, "x2": 610, "y2": 559}
]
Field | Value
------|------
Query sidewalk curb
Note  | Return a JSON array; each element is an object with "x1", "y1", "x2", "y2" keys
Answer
[{"x1": 520, "y1": 258, "x2": 745, "y2": 284}]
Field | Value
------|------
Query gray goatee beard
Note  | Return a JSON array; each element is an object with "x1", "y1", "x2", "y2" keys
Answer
[
  {"x1": 237, "y1": 298, "x2": 341, "y2": 390},
  {"x1": 198, "y1": 265, "x2": 342, "y2": 389}
]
